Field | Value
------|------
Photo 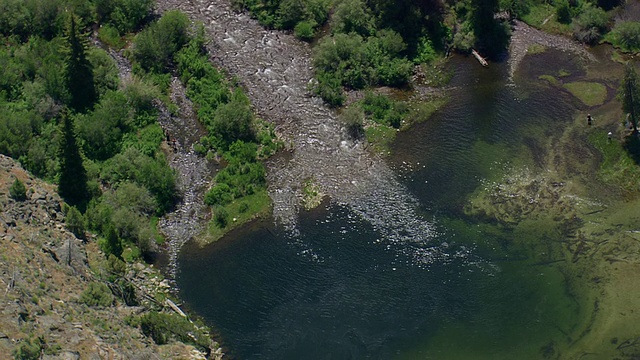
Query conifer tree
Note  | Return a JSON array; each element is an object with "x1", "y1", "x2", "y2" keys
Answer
[
  {"x1": 58, "y1": 109, "x2": 88, "y2": 208},
  {"x1": 619, "y1": 63, "x2": 640, "y2": 134},
  {"x1": 64, "y1": 13, "x2": 96, "y2": 112}
]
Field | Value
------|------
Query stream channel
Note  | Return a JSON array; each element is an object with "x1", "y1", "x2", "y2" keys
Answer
[{"x1": 176, "y1": 49, "x2": 595, "y2": 359}]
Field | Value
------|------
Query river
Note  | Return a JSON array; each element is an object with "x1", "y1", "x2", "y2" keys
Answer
[{"x1": 176, "y1": 51, "x2": 593, "y2": 359}]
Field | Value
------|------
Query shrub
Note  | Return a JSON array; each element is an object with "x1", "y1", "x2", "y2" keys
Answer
[
  {"x1": 610, "y1": 21, "x2": 640, "y2": 53},
  {"x1": 80, "y1": 282, "x2": 114, "y2": 307},
  {"x1": 64, "y1": 205, "x2": 86, "y2": 239},
  {"x1": 9, "y1": 178, "x2": 27, "y2": 201},
  {"x1": 212, "y1": 95, "x2": 256, "y2": 147},
  {"x1": 98, "y1": 25, "x2": 125, "y2": 48},
  {"x1": 139, "y1": 311, "x2": 210, "y2": 350},
  {"x1": 13, "y1": 336, "x2": 42, "y2": 360},
  {"x1": 204, "y1": 183, "x2": 233, "y2": 206},
  {"x1": 214, "y1": 207, "x2": 229, "y2": 228},
  {"x1": 573, "y1": 4, "x2": 610, "y2": 44},
  {"x1": 341, "y1": 105, "x2": 365, "y2": 139},
  {"x1": 294, "y1": 20, "x2": 316, "y2": 41},
  {"x1": 415, "y1": 37, "x2": 437, "y2": 64},
  {"x1": 132, "y1": 10, "x2": 190, "y2": 73},
  {"x1": 330, "y1": 0, "x2": 373, "y2": 36},
  {"x1": 313, "y1": 72, "x2": 345, "y2": 107}
]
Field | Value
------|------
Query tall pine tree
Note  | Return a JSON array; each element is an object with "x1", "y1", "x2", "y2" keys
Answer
[
  {"x1": 64, "y1": 13, "x2": 96, "y2": 112},
  {"x1": 619, "y1": 63, "x2": 640, "y2": 134},
  {"x1": 58, "y1": 109, "x2": 89, "y2": 208}
]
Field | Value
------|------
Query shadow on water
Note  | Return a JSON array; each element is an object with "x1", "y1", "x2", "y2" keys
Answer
[{"x1": 177, "y1": 50, "x2": 586, "y2": 359}]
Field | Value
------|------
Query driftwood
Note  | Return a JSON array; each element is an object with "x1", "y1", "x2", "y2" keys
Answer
[
  {"x1": 472, "y1": 49, "x2": 488, "y2": 67},
  {"x1": 165, "y1": 298, "x2": 187, "y2": 318}
]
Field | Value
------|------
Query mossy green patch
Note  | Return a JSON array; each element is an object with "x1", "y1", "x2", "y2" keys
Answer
[
  {"x1": 564, "y1": 81, "x2": 607, "y2": 107},
  {"x1": 589, "y1": 131, "x2": 640, "y2": 192},
  {"x1": 301, "y1": 178, "x2": 324, "y2": 210},
  {"x1": 539, "y1": 74, "x2": 560, "y2": 86},
  {"x1": 527, "y1": 43, "x2": 546, "y2": 55},
  {"x1": 521, "y1": 3, "x2": 572, "y2": 36},
  {"x1": 201, "y1": 190, "x2": 272, "y2": 245},
  {"x1": 365, "y1": 124, "x2": 397, "y2": 155}
]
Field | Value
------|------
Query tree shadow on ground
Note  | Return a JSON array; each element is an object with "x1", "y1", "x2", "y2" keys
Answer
[{"x1": 623, "y1": 132, "x2": 640, "y2": 165}]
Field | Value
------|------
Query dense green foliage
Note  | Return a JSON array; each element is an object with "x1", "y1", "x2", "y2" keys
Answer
[
  {"x1": 12, "y1": 337, "x2": 42, "y2": 360},
  {"x1": 609, "y1": 21, "x2": 640, "y2": 53},
  {"x1": 0, "y1": 1, "x2": 175, "y2": 261},
  {"x1": 618, "y1": 63, "x2": 640, "y2": 133},
  {"x1": 139, "y1": 311, "x2": 211, "y2": 351},
  {"x1": 80, "y1": 282, "x2": 114, "y2": 307},
  {"x1": 313, "y1": 30, "x2": 414, "y2": 102},
  {"x1": 9, "y1": 178, "x2": 27, "y2": 201},
  {"x1": 64, "y1": 15, "x2": 97, "y2": 112},
  {"x1": 58, "y1": 110, "x2": 89, "y2": 208},
  {"x1": 94, "y1": 0, "x2": 153, "y2": 34},
  {"x1": 232, "y1": 0, "x2": 330, "y2": 40},
  {"x1": 131, "y1": 10, "x2": 190, "y2": 73},
  {"x1": 172, "y1": 31, "x2": 280, "y2": 231},
  {"x1": 64, "y1": 204, "x2": 86, "y2": 239}
]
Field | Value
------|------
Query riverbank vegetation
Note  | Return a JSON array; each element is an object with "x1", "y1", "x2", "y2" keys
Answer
[{"x1": 0, "y1": 1, "x2": 222, "y2": 355}]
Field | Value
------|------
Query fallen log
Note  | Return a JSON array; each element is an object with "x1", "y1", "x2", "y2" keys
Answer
[{"x1": 472, "y1": 49, "x2": 488, "y2": 67}]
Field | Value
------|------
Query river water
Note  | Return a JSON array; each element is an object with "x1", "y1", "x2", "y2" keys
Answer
[{"x1": 177, "y1": 51, "x2": 588, "y2": 359}]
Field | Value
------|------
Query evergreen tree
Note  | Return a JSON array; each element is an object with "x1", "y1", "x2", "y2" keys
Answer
[
  {"x1": 64, "y1": 14, "x2": 96, "y2": 112},
  {"x1": 58, "y1": 109, "x2": 89, "y2": 208},
  {"x1": 619, "y1": 63, "x2": 640, "y2": 134},
  {"x1": 470, "y1": 0, "x2": 509, "y2": 58}
]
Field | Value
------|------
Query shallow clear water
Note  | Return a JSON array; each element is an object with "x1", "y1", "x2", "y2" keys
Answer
[{"x1": 177, "y1": 51, "x2": 585, "y2": 359}]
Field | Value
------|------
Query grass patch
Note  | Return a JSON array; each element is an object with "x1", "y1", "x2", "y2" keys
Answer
[
  {"x1": 527, "y1": 44, "x2": 546, "y2": 55},
  {"x1": 558, "y1": 69, "x2": 571, "y2": 77},
  {"x1": 589, "y1": 132, "x2": 640, "y2": 192},
  {"x1": 521, "y1": 3, "x2": 571, "y2": 35},
  {"x1": 202, "y1": 190, "x2": 271, "y2": 244},
  {"x1": 403, "y1": 97, "x2": 448, "y2": 129},
  {"x1": 98, "y1": 25, "x2": 126, "y2": 49},
  {"x1": 564, "y1": 82, "x2": 607, "y2": 107},
  {"x1": 365, "y1": 124, "x2": 397, "y2": 155},
  {"x1": 539, "y1": 74, "x2": 560, "y2": 86},
  {"x1": 302, "y1": 178, "x2": 324, "y2": 210}
]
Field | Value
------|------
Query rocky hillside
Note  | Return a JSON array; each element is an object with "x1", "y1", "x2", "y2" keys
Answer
[{"x1": 0, "y1": 154, "x2": 218, "y2": 359}]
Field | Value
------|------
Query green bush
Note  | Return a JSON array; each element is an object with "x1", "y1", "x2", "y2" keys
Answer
[
  {"x1": 415, "y1": 37, "x2": 437, "y2": 64},
  {"x1": 204, "y1": 183, "x2": 233, "y2": 206},
  {"x1": 341, "y1": 105, "x2": 364, "y2": 139},
  {"x1": 211, "y1": 94, "x2": 256, "y2": 147},
  {"x1": 98, "y1": 25, "x2": 125, "y2": 48},
  {"x1": 132, "y1": 10, "x2": 190, "y2": 73},
  {"x1": 94, "y1": 0, "x2": 154, "y2": 34},
  {"x1": 9, "y1": 178, "x2": 27, "y2": 201},
  {"x1": 610, "y1": 21, "x2": 640, "y2": 52},
  {"x1": 361, "y1": 92, "x2": 408, "y2": 128},
  {"x1": 573, "y1": 4, "x2": 610, "y2": 44},
  {"x1": 139, "y1": 311, "x2": 210, "y2": 350},
  {"x1": 64, "y1": 205, "x2": 86, "y2": 239},
  {"x1": 330, "y1": 0, "x2": 373, "y2": 36},
  {"x1": 13, "y1": 336, "x2": 42, "y2": 360},
  {"x1": 214, "y1": 207, "x2": 229, "y2": 228},
  {"x1": 80, "y1": 282, "x2": 114, "y2": 307},
  {"x1": 294, "y1": 20, "x2": 316, "y2": 41}
]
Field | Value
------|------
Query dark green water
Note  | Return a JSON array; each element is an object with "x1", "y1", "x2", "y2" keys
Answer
[{"x1": 177, "y1": 51, "x2": 586, "y2": 359}]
